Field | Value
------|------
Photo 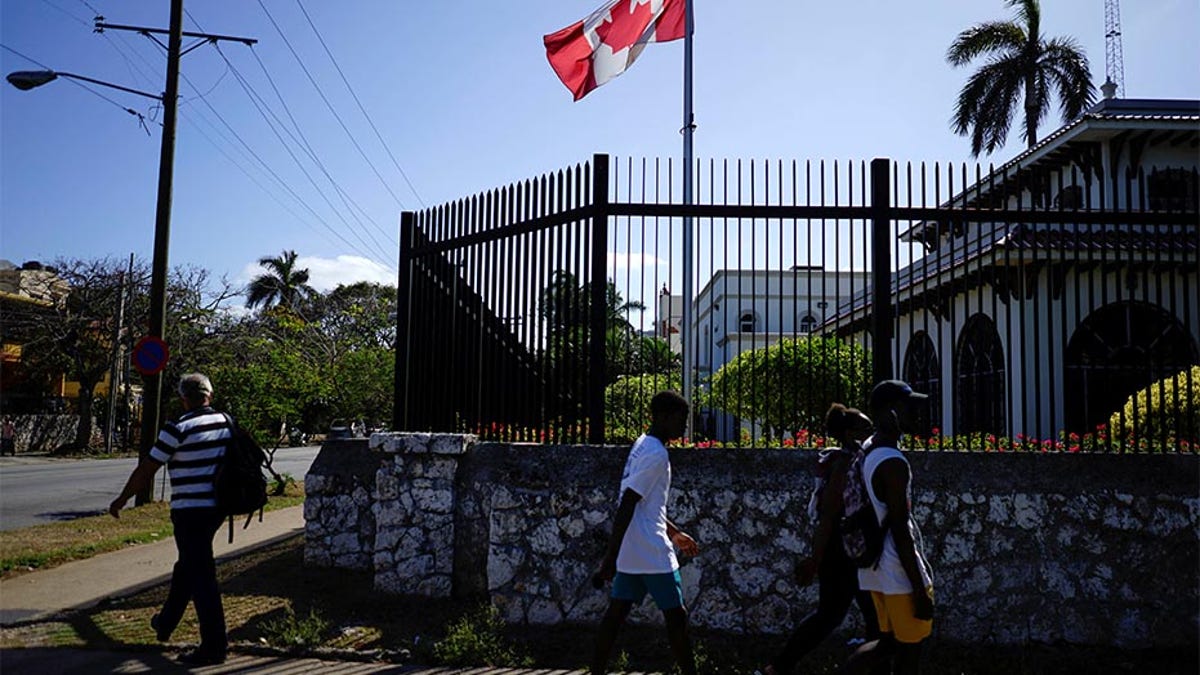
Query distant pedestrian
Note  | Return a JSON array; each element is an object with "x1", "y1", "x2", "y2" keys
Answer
[
  {"x1": 109, "y1": 373, "x2": 232, "y2": 666},
  {"x1": 592, "y1": 391, "x2": 699, "y2": 675},
  {"x1": 758, "y1": 404, "x2": 883, "y2": 675},
  {"x1": 845, "y1": 380, "x2": 935, "y2": 675},
  {"x1": 2, "y1": 417, "x2": 15, "y2": 456}
]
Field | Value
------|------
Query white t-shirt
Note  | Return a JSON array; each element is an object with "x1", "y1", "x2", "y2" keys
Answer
[
  {"x1": 856, "y1": 443, "x2": 934, "y2": 595},
  {"x1": 616, "y1": 434, "x2": 678, "y2": 574}
]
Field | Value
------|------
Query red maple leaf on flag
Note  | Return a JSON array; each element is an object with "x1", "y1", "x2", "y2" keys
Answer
[{"x1": 595, "y1": 0, "x2": 652, "y2": 53}]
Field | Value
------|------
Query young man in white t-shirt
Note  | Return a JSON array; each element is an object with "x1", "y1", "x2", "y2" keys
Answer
[
  {"x1": 846, "y1": 380, "x2": 935, "y2": 675},
  {"x1": 591, "y1": 391, "x2": 699, "y2": 675}
]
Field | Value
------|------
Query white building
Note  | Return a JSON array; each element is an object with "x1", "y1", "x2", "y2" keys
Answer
[
  {"x1": 650, "y1": 98, "x2": 1198, "y2": 443},
  {"x1": 662, "y1": 267, "x2": 870, "y2": 439},
  {"x1": 832, "y1": 97, "x2": 1199, "y2": 441}
]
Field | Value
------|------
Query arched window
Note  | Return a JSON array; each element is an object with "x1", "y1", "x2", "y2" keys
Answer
[
  {"x1": 1148, "y1": 168, "x2": 1199, "y2": 211},
  {"x1": 903, "y1": 331, "x2": 941, "y2": 434},
  {"x1": 954, "y1": 314, "x2": 1006, "y2": 436},
  {"x1": 799, "y1": 313, "x2": 818, "y2": 334},
  {"x1": 739, "y1": 311, "x2": 757, "y2": 333},
  {"x1": 1065, "y1": 300, "x2": 1198, "y2": 432}
]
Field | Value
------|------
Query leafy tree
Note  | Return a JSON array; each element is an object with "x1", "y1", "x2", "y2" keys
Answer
[
  {"x1": 709, "y1": 336, "x2": 870, "y2": 438},
  {"x1": 3, "y1": 259, "x2": 151, "y2": 451},
  {"x1": 244, "y1": 249, "x2": 316, "y2": 311},
  {"x1": 539, "y1": 271, "x2": 653, "y2": 387},
  {"x1": 608, "y1": 330, "x2": 679, "y2": 381},
  {"x1": 605, "y1": 371, "x2": 681, "y2": 444},
  {"x1": 328, "y1": 346, "x2": 394, "y2": 428},
  {"x1": 208, "y1": 336, "x2": 326, "y2": 446},
  {"x1": 298, "y1": 281, "x2": 396, "y2": 353},
  {"x1": 947, "y1": 0, "x2": 1094, "y2": 156}
]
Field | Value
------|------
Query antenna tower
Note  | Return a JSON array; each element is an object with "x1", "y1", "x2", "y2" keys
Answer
[{"x1": 1104, "y1": 0, "x2": 1125, "y2": 97}]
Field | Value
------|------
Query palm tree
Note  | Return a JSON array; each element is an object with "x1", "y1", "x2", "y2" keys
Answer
[
  {"x1": 244, "y1": 250, "x2": 316, "y2": 310},
  {"x1": 947, "y1": 0, "x2": 1094, "y2": 156}
]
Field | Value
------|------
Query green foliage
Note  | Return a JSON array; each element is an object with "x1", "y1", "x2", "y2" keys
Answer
[
  {"x1": 605, "y1": 371, "x2": 682, "y2": 443},
  {"x1": 327, "y1": 346, "x2": 394, "y2": 429},
  {"x1": 261, "y1": 607, "x2": 329, "y2": 648},
  {"x1": 1108, "y1": 366, "x2": 1200, "y2": 449},
  {"x1": 432, "y1": 604, "x2": 533, "y2": 667},
  {"x1": 947, "y1": 0, "x2": 1094, "y2": 155},
  {"x1": 244, "y1": 249, "x2": 316, "y2": 311},
  {"x1": 208, "y1": 336, "x2": 325, "y2": 445},
  {"x1": 709, "y1": 336, "x2": 870, "y2": 438}
]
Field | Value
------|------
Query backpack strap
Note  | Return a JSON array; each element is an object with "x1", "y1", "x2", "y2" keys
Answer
[{"x1": 222, "y1": 413, "x2": 235, "y2": 544}]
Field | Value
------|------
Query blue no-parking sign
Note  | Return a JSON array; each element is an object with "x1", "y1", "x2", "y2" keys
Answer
[{"x1": 132, "y1": 335, "x2": 170, "y2": 376}]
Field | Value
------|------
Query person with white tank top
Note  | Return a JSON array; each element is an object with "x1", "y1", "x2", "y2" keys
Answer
[{"x1": 845, "y1": 380, "x2": 935, "y2": 675}]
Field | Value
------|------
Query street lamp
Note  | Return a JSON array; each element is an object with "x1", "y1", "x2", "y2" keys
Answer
[
  {"x1": 6, "y1": 70, "x2": 160, "y2": 101},
  {"x1": 6, "y1": 12, "x2": 181, "y2": 507}
]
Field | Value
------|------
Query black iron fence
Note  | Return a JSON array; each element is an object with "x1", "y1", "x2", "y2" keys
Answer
[{"x1": 395, "y1": 153, "x2": 1198, "y2": 451}]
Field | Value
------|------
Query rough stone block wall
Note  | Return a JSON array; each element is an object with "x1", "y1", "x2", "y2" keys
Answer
[
  {"x1": 303, "y1": 439, "x2": 379, "y2": 570},
  {"x1": 370, "y1": 433, "x2": 470, "y2": 596},
  {"x1": 304, "y1": 434, "x2": 1198, "y2": 648},
  {"x1": 7, "y1": 415, "x2": 87, "y2": 453}
]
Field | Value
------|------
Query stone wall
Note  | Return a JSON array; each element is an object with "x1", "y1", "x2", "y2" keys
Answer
[
  {"x1": 4, "y1": 415, "x2": 87, "y2": 453},
  {"x1": 304, "y1": 434, "x2": 1199, "y2": 648}
]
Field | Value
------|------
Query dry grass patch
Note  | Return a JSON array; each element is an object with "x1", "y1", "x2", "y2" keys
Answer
[
  {"x1": 0, "y1": 482, "x2": 304, "y2": 579},
  {"x1": 2, "y1": 534, "x2": 1195, "y2": 673}
]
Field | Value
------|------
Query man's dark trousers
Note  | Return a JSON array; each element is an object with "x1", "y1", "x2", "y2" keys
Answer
[
  {"x1": 160, "y1": 508, "x2": 227, "y2": 655},
  {"x1": 772, "y1": 541, "x2": 883, "y2": 673}
]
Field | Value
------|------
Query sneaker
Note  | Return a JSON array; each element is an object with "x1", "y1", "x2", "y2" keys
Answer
[{"x1": 176, "y1": 649, "x2": 226, "y2": 666}]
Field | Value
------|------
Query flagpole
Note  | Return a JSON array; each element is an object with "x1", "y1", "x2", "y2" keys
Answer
[{"x1": 681, "y1": 0, "x2": 695, "y2": 437}]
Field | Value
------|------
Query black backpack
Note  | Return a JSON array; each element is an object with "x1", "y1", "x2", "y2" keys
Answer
[
  {"x1": 216, "y1": 414, "x2": 269, "y2": 542},
  {"x1": 840, "y1": 448, "x2": 889, "y2": 569}
]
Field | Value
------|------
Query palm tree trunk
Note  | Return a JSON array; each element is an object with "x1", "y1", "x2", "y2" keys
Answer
[{"x1": 1024, "y1": 72, "x2": 1039, "y2": 149}]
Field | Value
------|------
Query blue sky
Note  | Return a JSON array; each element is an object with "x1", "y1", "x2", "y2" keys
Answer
[{"x1": 1, "y1": 0, "x2": 1197, "y2": 298}]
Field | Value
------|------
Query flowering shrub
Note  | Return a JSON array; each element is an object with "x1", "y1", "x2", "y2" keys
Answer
[{"x1": 463, "y1": 417, "x2": 1195, "y2": 453}]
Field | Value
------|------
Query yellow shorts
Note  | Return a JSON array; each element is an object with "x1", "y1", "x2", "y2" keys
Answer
[{"x1": 871, "y1": 589, "x2": 933, "y2": 644}]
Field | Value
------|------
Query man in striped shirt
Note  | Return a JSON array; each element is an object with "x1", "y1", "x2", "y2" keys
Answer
[{"x1": 110, "y1": 373, "x2": 232, "y2": 666}]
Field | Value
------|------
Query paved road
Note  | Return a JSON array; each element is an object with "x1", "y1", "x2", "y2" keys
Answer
[{"x1": 0, "y1": 445, "x2": 322, "y2": 531}]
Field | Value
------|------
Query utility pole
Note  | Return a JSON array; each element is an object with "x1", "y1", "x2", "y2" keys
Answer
[
  {"x1": 95, "y1": 4, "x2": 256, "y2": 504},
  {"x1": 104, "y1": 254, "x2": 132, "y2": 455}
]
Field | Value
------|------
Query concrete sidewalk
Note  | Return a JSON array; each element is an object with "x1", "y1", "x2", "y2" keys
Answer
[
  {"x1": 0, "y1": 506, "x2": 595, "y2": 673},
  {"x1": 0, "y1": 505, "x2": 306, "y2": 625}
]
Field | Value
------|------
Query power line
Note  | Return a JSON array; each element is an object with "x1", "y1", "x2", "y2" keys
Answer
[
  {"x1": 179, "y1": 112, "x2": 346, "y2": 253},
  {"x1": 183, "y1": 7, "x2": 391, "y2": 262},
  {"x1": 0, "y1": 42, "x2": 149, "y2": 128},
  {"x1": 256, "y1": 0, "x2": 411, "y2": 211},
  {"x1": 36, "y1": 0, "x2": 89, "y2": 27},
  {"x1": 243, "y1": 46, "x2": 393, "y2": 252},
  {"x1": 177, "y1": 65, "x2": 376, "y2": 262},
  {"x1": 293, "y1": 0, "x2": 426, "y2": 208},
  {"x1": 212, "y1": 42, "x2": 388, "y2": 263}
]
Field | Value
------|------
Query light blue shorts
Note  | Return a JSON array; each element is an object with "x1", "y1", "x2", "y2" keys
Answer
[{"x1": 611, "y1": 570, "x2": 684, "y2": 610}]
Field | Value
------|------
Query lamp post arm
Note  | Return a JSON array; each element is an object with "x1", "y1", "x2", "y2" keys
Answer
[{"x1": 56, "y1": 72, "x2": 162, "y2": 101}]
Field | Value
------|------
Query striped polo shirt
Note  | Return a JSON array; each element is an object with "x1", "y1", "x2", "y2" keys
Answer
[{"x1": 148, "y1": 407, "x2": 231, "y2": 510}]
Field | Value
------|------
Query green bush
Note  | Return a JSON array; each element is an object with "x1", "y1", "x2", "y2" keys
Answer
[
  {"x1": 709, "y1": 336, "x2": 870, "y2": 438},
  {"x1": 605, "y1": 372, "x2": 681, "y2": 443},
  {"x1": 1108, "y1": 365, "x2": 1200, "y2": 448},
  {"x1": 432, "y1": 604, "x2": 532, "y2": 667}
]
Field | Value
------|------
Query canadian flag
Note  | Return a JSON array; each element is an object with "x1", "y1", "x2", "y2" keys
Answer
[{"x1": 544, "y1": 0, "x2": 687, "y2": 101}]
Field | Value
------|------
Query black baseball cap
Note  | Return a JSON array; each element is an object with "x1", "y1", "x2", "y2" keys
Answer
[{"x1": 870, "y1": 379, "x2": 928, "y2": 410}]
